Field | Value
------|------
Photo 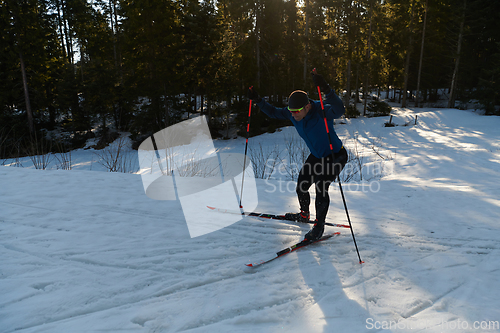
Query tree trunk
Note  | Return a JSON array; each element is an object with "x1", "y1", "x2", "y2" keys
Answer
[
  {"x1": 256, "y1": 0, "x2": 261, "y2": 88},
  {"x1": 61, "y1": 0, "x2": 73, "y2": 64},
  {"x1": 345, "y1": 60, "x2": 351, "y2": 106},
  {"x1": 354, "y1": 65, "x2": 359, "y2": 107},
  {"x1": 200, "y1": 94, "x2": 204, "y2": 115},
  {"x1": 55, "y1": 0, "x2": 67, "y2": 60},
  {"x1": 109, "y1": 0, "x2": 118, "y2": 69},
  {"x1": 207, "y1": 91, "x2": 212, "y2": 125},
  {"x1": 363, "y1": 1, "x2": 373, "y2": 116},
  {"x1": 163, "y1": 84, "x2": 170, "y2": 127},
  {"x1": 402, "y1": 0, "x2": 415, "y2": 108},
  {"x1": 345, "y1": 1, "x2": 353, "y2": 107},
  {"x1": 19, "y1": 52, "x2": 34, "y2": 135},
  {"x1": 448, "y1": 0, "x2": 466, "y2": 108},
  {"x1": 303, "y1": 0, "x2": 309, "y2": 85},
  {"x1": 415, "y1": 0, "x2": 428, "y2": 107}
]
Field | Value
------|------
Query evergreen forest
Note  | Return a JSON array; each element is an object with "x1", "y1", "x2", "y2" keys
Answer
[{"x1": 1, "y1": 0, "x2": 499, "y2": 158}]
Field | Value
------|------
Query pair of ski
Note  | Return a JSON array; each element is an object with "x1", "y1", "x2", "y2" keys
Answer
[{"x1": 207, "y1": 206, "x2": 346, "y2": 268}]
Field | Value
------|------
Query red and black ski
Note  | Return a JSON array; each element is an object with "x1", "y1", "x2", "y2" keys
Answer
[
  {"x1": 207, "y1": 206, "x2": 351, "y2": 229},
  {"x1": 246, "y1": 232, "x2": 341, "y2": 267}
]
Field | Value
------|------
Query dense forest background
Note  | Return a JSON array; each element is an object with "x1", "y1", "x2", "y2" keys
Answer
[{"x1": 1, "y1": 0, "x2": 499, "y2": 158}]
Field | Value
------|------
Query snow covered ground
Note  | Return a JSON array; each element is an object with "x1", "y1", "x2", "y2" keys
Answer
[{"x1": 1, "y1": 107, "x2": 500, "y2": 332}]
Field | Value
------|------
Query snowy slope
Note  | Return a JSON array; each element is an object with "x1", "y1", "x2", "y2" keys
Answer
[{"x1": 1, "y1": 108, "x2": 500, "y2": 333}]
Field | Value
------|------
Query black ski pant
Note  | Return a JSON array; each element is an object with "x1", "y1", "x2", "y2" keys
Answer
[{"x1": 296, "y1": 147, "x2": 348, "y2": 224}]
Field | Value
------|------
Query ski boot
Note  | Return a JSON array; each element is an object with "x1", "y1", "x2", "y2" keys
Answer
[
  {"x1": 304, "y1": 220, "x2": 324, "y2": 241},
  {"x1": 284, "y1": 210, "x2": 310, "y2": 223}
]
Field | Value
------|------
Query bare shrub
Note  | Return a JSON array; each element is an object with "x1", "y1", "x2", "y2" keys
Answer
[
  {"x1": 341, "y1": 132, "x2": 364, "y2": 182},
  {"x1": 0, "y1": 128, "x2": 10, "y2": 165},
  {"x1": 24, "y1": 134, "x2": 55, "y2": 170},
  {"x1": 282, "y1": 132, "x2": 309, "y2": 180},
  {"x1": 94, "y1": 137, "x2": 137, "y2": 173},
  {"x1": 340, "y1": 131, "x2": 394, "y2": 182},
  {"x1": 249, "y1": 143, "x2": 281, "y2": 179},
  {"x1": 54, "y1": 142, "x2": 72, "y2": 170}
]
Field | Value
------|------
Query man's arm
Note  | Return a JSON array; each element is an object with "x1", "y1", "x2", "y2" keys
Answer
[
  {"x1": 311, "y1": 69, "x2": 345, "y2": 120},
  {"x1": 323, "y1": 90, "x2": 345, "y2": 120},
  {"x1": 248, "y1": 86, "x2": 291, "y2": 120},
  {"x1": 256, "y1": 100, "x2": 292, "y2": 120}
]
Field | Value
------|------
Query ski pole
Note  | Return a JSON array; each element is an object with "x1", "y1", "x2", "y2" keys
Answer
[
  {"x1": 239, "y1": 88, "x2": 253, "y2": 209},
  {"x1": 312, "y1": 68, "x2": 364, "y2": 264}
]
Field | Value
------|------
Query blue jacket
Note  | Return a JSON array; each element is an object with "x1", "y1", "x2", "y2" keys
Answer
[{"x1": 256, "y1": 90, "x2": 345, "y2": 158}]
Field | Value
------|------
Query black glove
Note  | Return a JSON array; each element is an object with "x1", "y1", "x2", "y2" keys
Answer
[
  {"x1": 311, "y1": 70, "x2": 332, "y2": 94},
  {"x1": 247, "y1": 86, "x2": 262, "y2": 103}
]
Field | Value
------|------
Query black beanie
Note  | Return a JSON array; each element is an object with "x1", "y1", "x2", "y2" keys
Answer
[{"x1": 288, "y1": 90, "x2": 309, "y2": 109}]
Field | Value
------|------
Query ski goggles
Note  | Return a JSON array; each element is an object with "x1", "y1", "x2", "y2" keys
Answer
[{"x1": 288, "y1": 106, "x2": 305, "y2": 114}]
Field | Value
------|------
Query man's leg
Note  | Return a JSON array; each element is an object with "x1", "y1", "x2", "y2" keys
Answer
[
  {"x1": 303, "y1": 179, "x2": 331, "y2": 241},
  {"x1": 314, "y1": 148, "x2": 348, "y2": 222},
  {"x1": 296, "y1": 154, "x2": 319, "y2": 212},
  {"x1": 314, "y1": 180, "x2": 332, "y2": 223},
  {"x1": 285, "y1": 154, "x2": 317, "y2": 222},
  {"x1": 305, "y1": 148, "x2": 348, "y2": 240}
]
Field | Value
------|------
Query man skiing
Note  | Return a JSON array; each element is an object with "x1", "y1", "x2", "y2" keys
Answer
[{"x1": 247, "y1": 70, "x2": 348, "y2": 241}]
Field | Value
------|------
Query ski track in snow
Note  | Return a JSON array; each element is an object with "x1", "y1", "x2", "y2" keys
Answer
[{"x1": 1, "y1": 108, "x2": 500, "y2": 332}]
